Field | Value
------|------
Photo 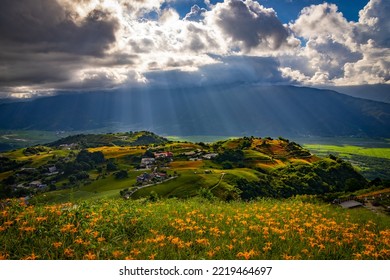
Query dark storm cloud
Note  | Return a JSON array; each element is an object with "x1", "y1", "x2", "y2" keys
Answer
[
  {"x1": 0, "y1": 52, "x2": 78, "y2": 86},
  {"x1": 0, "y1": 0, "x2": 118, "y2": 56},
  {"x1": 0, "y1": 0, "x2": 121, "y2": 91},
  {"x1": 145, "y1": 56, "x2": 289, "y2": 87},
  {"x1": 212, "y1": 0, "x2": 290, "y2": 51}
]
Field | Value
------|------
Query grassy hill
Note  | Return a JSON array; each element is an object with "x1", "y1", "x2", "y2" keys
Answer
[
  {"x1": 48, "y1": 131, "x2": 168, "y2": 148},
  {"x1": 0, "y1": 133, "x2": 374, "y2": 204},
  {"x1": 1, "y1": 132, "x2": 390, "y2": 260}
]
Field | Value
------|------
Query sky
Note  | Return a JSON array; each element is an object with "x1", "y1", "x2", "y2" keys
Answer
[{"x1": 0, "y1": 0, "x2": 389, "y2": 98}]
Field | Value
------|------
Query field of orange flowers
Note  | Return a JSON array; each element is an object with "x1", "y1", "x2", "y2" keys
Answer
[{"x1": 0, "y1": 196, "x2": 389, "y2": 260}]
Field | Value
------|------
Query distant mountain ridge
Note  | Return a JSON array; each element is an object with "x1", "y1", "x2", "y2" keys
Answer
[
  {"x1": 324, "y1": 84, "x2": 390, "y2": 104},
  {"x1": 1, "y1": 84, "x2": 390, "y2": 137}
]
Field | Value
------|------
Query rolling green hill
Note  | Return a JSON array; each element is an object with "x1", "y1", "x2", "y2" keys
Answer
[
  {"x1": 1, "y1": 132, "x2": 390, "y2": 260},
  {"x1": 0, "y1": 132, "x2": 375, "y2": 206},
  {"x1": 48, "y1": 131, "x2": 168, "y2": 148}
]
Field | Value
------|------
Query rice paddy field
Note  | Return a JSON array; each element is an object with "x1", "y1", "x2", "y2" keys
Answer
[{"x1": 1, "y1": 196, "x2": 389, "y2": 260}]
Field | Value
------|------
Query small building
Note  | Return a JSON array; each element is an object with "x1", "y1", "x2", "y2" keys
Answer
[
  {"x1": 154, "y1": 152, "x2": 174, "y2": 159},
  {"x1": 59, "y1": 143, "x2": 78, "y2": 150},
  {"x1": 140, "y1": 158, "x2": 156, "y2": 169},
  {"x1": 29, "y1": 181, "x2": 47, "y2": 189},
  {"x1": 48, "y1": 166, "x2": 57, "y2": 173},
  {"x1": 202, "y1": 153, "x2": 218, "y2": 160},
  {"x1": 15, "y1": 183, "x2": 27, "y2": 189},
  {"x1": 339, "y1": 200, "x2": 363, "y2": 209},
  {"x1": 137, "y1": 173, "x2": 151, "y2": 183},
  {"x1": 154, "y1": 173, "x2": 167, "y2": 180}
]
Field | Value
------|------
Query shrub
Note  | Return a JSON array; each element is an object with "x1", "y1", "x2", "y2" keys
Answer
[{"x1": 115, "y1": 170, "x2": 128, "y2": 179}]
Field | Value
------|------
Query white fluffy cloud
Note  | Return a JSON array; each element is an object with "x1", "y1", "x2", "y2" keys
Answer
[
  {"x1": 357, "y1": 0, "x2": 390, "y2": 48},
  {"x1": 286, "y1": 0, "x2": 390, "y2": 85},
  {"x1": 0, "y1": 0, "x2": 389, "y2": 97},
  {"x1": 184, "y1": 4, "x2": 207, "y2": 21}
]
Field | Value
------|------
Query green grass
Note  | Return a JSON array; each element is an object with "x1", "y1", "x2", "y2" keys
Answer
[
  {"x1": 3, "y1": 148, "x2": 72, "y2": 165},
  {"x1": 243, "y1": 149, "x2": 271, "y2": 160},
  {"x1": 223, "y1": 168, "x2": 262, "y2": 182},
  {"x1": 302, "y1": 141, "x2": 390, "y2": 179},
  {"x1": 34, "y1": 170, "x2": 145, "y2": 204},
  {"x1": 1, "y1": 196, "x2": 389, "y2": 260},
  {"x1": 304, "y1": 144, "x2": 390, "y2": 160},
  {"x1": 132, "y1": 171, "x2": 221, "y2": 199}
]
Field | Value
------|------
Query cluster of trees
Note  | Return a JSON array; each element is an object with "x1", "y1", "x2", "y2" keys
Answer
[
  {"x1": 214, "y1": 149, "x2": 245, "y2": 169},
  {"x1": 235, "y1": 156, "x2": 368, "y2": 200},
  {"x1": 284, "y1": 142, "x2": 311, "y2": 157},
  {"x1": 56, "y1": 150, "x2": 104, "y2": 178},
  {"x1": 0, "y1": 157, "x2": 28, "y2": 173},
  {"x1": 49, "y1": 131, "x2": 169, "y2": 149},
  {"x1": 23, "y1": 146, "x2": 48, "y2": 155}
]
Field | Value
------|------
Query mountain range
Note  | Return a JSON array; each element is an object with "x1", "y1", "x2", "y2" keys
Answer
[{"x1": 1, "y1": 84, "x2": 390, "y2": 138}]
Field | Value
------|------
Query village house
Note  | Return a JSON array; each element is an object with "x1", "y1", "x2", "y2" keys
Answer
[
  {"x1": 154, "y1": 151, "x2": 173, "y2": 159},
  {"x1": 202, "y1": 153, "x2": 218, "y2": 160},
  {"x1": 45, "y1": 166, "x2": 59, "y2": 176},
  {"x1": 29, "y1": 180, "x2": 47, "y2": 189},
  {"x1": 59, "y1": 143, "x2": 78, "y2": 150},
  {"x1": 48, "y1": 166, "x2": 57, "y2": 173},
  {"x1": 14, "y1": 183, "x2": 27, "y2": 190},
  {"x1": 140, "y1": 158, "x2": 155, "y2": 169},
  {"x1": 137, "y1": 173, "x2": 151, "y2": 183},
  {"x1": 136, "y1": 172, "x2": 167, "y2": 184},
  {"x1": 189, "y1": 157, "x2": 203, "y2": 161},
  {"x1": 154, "y1": 172, "x2": 167, "y2": 180}
]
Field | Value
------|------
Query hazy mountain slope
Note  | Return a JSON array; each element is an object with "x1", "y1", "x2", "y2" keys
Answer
[
  {"x1": 325, "y1": 85, "x2": 390, "y2": 104},
  {"x1": 0, "y1": 85, "x2": 389, "y2": 137}
]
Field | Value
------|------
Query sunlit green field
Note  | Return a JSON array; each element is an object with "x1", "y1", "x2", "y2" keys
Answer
[
  {"x1": 3, "y1": 149, "x2": 73, "y2": 167},
  {"x1": 304, "y1": 144, "x2": 390, "y2": 160},
  {"x1": 1, "y1": 197, "x2": 389, "y2": 260},
  {"x1": 302, "y1": 139, "x2": 390, "y2": 179}
]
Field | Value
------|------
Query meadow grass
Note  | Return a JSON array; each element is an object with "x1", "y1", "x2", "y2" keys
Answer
[
  {"x1": 3, "y1": 149, "x2": 72, "y2": 167},
  {"x1": 304, "y1": 144, "x2": 390, "y2": 160},
  {"x1": 88, "y1": 146, "x2": 144, "y2": 159},
  {"x1": 35, "y1": 173, "x2": 140, "y2": 204},
  {"x1": 131, "y1": 171, "x2": 221, "y2": 199},
  {"x1": 1, "y1": 196, "x2": 389, "y2": 260},
  {"x1": 243, "y1": 150, "x2": 271, "y2": 160},
  {"x1": 223, "y1": 168, "x2": 262, "y2": 182}
]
